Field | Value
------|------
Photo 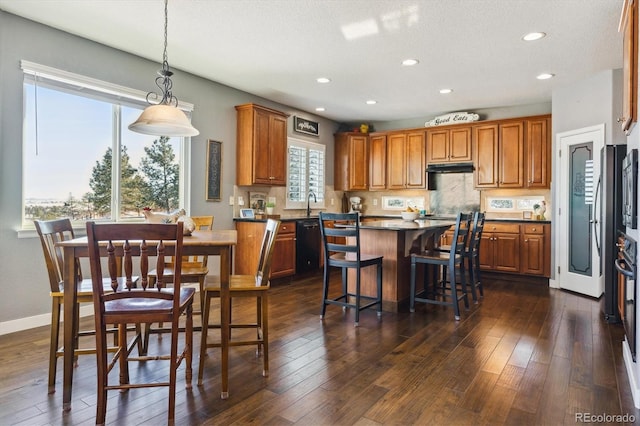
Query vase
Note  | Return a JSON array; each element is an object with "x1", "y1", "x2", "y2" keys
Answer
[{"x1": 266, "y1": 207, "x2": 274, "y2": 215}]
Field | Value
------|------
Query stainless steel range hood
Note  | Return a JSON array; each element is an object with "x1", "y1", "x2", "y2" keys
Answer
[{"x1": 425, "y1": 162, "x2": 475, "y2": 173}]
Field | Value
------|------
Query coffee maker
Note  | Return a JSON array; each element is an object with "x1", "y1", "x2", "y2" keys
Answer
[{"x1": 349, "y1": 197, "x2": 362, "y2": 213}]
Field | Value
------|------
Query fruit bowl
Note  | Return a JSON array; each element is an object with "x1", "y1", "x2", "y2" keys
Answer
[{"x1": 401, "y1": 211, "x2": 419, "y2": 221}]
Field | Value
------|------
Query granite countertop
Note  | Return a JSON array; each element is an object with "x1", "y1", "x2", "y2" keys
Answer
[{"x1": 234, "y1": 214, "x2": 551, "y2": 224}]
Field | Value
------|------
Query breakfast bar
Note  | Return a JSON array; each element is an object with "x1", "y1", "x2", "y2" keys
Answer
[{"x1": 349, "y1": 219, "x2": 455, "y2": 312}]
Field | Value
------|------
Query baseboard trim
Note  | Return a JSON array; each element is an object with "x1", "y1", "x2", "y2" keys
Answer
[
  {"x1": 0, "y1": 305, "x2": 95, "y2": 336},
  {"x1": 623, "y1": 337, "x2": 640, "y2": 408}
]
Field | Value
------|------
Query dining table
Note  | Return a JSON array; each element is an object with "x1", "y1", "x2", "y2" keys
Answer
[{"x1": 56, "y1": 228, "x2": 237, "y2": 411}]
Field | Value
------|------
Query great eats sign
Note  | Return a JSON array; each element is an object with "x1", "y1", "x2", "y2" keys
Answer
[{"x1": 425, "y1": 112, "x2": 479, "y2": 127}]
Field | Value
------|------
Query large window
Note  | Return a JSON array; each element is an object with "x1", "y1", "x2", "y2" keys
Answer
[
  {"x1": 286, "y1": 138, "x2": 325, "y2": 209},
  {"x1": 21, "y1": 62, "x2": 193, "y2": 228}
]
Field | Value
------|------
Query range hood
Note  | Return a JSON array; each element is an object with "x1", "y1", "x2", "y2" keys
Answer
[{"x1": 425, "y1": 162, "x2": 475, "y2": 173}]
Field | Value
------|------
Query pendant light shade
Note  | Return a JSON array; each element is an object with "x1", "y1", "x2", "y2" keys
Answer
[
  {"x1": 129, "y1": 104, "x2": 199, "y2": 136},
  {"x1": 128, "y1": 0, "x2": 199, "y2": 137}
]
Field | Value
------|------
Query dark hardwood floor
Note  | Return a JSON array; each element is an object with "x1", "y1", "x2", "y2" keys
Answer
[{"x1": 1, "y1": 272, "x2": 638, "y2": 425}]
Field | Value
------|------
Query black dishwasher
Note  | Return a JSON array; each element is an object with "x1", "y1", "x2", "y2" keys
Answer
[{"x1": 296, "y1": 219, "x2": 321, "y2": 274}]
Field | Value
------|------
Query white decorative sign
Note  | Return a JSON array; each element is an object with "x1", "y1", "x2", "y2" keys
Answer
[{"x1": 425, "y1": 112, "x2": 480, "y2": 127}]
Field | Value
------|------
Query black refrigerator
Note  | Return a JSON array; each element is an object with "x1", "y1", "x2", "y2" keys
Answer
[{"x1": 598, "y1": 144, "x2": 627, "y2": 323}]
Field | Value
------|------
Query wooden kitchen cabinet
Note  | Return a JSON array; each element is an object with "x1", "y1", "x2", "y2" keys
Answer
[
  {"x1": 521, "y1": 224, "x2": 545, "y2": 275},
  {"x1": 525, "y1": 117, "x2": 551, "y2": 188},
  {"x1": 620, "y1": 0, "x2": 638, "y2": 135},
  {"x1": 369, "y1": 133, "x2": 387, "y2": 190},
  {"x1": 235, "y1": 103, "x2": 288, "y2": 186},
  {"x1": 334, "y1": 132, "x2": 369, "y2": 191},
  {"x1": 479, "y1": 222, "x2": 521, "y2": 273},
  {"x1": 271, "y1": 222, "x2": 296, "y2": 278},
  {"x1": 473, "y1": 120, "x2": 524, "y2": 188},
  {"x1": 235, "y1": 220, "x2": 296, "y2": 278},
  {"x1": 386, "y1": 130, "x2": 426, "y2": 189},
  {"x1": 426, "y1": 126, "x2": 472, "y2": 164}
]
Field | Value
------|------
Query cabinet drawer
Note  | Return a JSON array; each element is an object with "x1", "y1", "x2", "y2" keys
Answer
[
  {"x1": 522, "y1": 224, "x2": 544, "y2": 234},
  {"x1": 278, "y1": 222, "x2": 296, "y2": 235},
  {"x1": 485, "y1": 223, "x2": 520, "y2": 233}
]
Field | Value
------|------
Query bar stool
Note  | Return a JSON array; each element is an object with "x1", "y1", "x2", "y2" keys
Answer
[{"x1": 410, "y1": 212, "x2": 472, "y2": 320}]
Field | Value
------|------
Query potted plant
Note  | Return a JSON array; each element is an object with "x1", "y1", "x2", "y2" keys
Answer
[{"x1": 265, "y1": 202, "x2": 275, "y2": 215}]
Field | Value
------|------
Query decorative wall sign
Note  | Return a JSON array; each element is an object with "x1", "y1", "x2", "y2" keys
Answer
[
  {"x1": 206, "y1": 140, "x2": 222, "y2": 201},
  {"x1": 425, "y1": 112, "x2": 479, "y2": 127},
  {"x1": 294, "y1": 116, "x2": 319, "y2": 136}
]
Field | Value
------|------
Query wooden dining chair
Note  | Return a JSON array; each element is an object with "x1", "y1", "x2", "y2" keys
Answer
[
  {"x1": 86, "y1": 221, "x2": 195, "y2": 426},
  {"x1": 198, "y1": 219, "x2": 280, "y2": 399},
  {"x1": 35, "y1": 219, "x2": 124, "y2": 394},
  {"x1": 410, "y1": 212, "x2": 472, "y2": 320},
  {"x1": 318, "y1": 212, "x2": 383, "y2": 326}
]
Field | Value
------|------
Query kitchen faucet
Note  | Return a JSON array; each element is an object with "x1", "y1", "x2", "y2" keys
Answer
[{"x1": 306, "y1": 190, "x2": 317, "y2": 217}]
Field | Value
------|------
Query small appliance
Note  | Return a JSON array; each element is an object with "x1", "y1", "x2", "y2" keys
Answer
[{"x1": 349, "y1": 197, "x2": 362, "y2": 213}]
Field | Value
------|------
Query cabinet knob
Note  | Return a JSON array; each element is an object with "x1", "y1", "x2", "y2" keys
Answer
[
  {"x1": 532, "y1": 227, "x2": 536, "y2": 231},
  {"x1": 525, "y1": 239, "x2": 529, "y2": 242}
]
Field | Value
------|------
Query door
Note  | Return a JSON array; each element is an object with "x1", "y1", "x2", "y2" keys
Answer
[{"x1": 556, "y1": 125, "x2": 604, "y2": 297}]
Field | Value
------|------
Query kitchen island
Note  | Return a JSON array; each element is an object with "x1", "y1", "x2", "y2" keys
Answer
[{"x1": 347, "y1": 219, "x2": 455, "y2": 312}]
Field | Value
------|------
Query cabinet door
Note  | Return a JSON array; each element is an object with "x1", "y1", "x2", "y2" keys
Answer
[
  {"x1": 493, "y1": 232, "x2": 520, "y2": 272},
  {"x1": 526, "y1": 118, "x2": 549, "y2": 188},
  {"x1": 253, "y1": 109, "x2": 272, "y2": 184},
  {"x1": 369, "y1": 134, "x2": 387, "y2": 190},
  {"x1": 235, "y1": 221, "x2": 263, "y2": 275},
  {"x1": 499, "y1": 122, "x2": 524, "y2": 187},
  {"x1": 478, "y1": 233, "x2": 494, "y2": 269},
  {"x1": 621, "y1": 0, "x2": 638, "y2": 134},
  {"x1": 406, "y1": 131, "x2": 426, "y2": 188},
  {"x1": 522, "y1": 234, "x2": 545, "y2": 275},
  {"x1": 387, "y1": 133, "x2": 407, "y2": 189},
  {"x1": 349, "y1": 135, "x2": 369, "y2": 190},
  {"x1": 449, "y1": 127, "x2": 472, "y2": 162},
  {"x1": 271, "y1": 230, "x2": 296, "y2": 278},
  {"x1": 473, "y1": 124, "x2": 499, "y2": 187},
  {"x1": 426, "y1": 129, "x2": 449, "y2": 163},
  {"x1": 268, "y1": 114, "x2": 287, "y2": 185}
]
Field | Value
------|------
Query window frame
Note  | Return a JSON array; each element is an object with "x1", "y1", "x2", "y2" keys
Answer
[
  {"x1": 286, "y1": 137, "x2": 326, "y2": 210},
  {"x1": 20, "y1": 61, "x2": 193, "y2": 230}
]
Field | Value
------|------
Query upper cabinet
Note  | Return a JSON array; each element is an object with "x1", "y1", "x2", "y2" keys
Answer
[
  {"x1": 620, "y1": 0, "x2": 638, "y2": 135},
  {"x1": 387, "y1": 130, "x2": 426, "y2": 189},
  {"x1": 525, "y1": 117, "x2": 551, "y2": 188},
  {"x1": 473, "y1": 115, "x2": 550, "y2": 189},
  {"x1": 426, "y1": 126, "x2": 472, "y2": 164},
  {"x1": 369, "y1": 133, "x2": 387, "y2": 190},
  {"x1": 235, "y1": 103, "x2": 288, "y2": 186},
  {"x1": 334, "y1": 132, "x2": 369, "y2": 191}
]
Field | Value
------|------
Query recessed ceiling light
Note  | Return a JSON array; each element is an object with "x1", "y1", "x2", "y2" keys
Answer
[
  {"x1": 523, "y1": 32, "x2": 546, "y2": 41},
  {"x1": 366, "y1": 100, "x2": 377, "y2": 105},
  {"x1": 537, "y1": 73, "x2": 554, "y2": 80},
  {"x1": 316, "y1": 77, "x2": 331, "y2": 83},
  {"x1": 439, "y1": 88, "x2": 453, "y2": 94},
  {"x1": 402, "y1": 58, "x2": 419, "y2": 66},
  {"x1": 315, "y1": 107, "x2": 325, "y2": 112}
]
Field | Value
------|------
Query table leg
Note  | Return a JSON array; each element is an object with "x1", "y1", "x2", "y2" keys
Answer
[
  {"x1": 62, "y1": 246, "x2": 77, "y2": 411},
  {"x1": 220, "y1": 247, "x2": 230, "y2": 399}
]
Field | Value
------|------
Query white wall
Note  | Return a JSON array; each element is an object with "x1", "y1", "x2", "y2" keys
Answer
[{"x1": 0, "y1": 11, "x2": 339, "y2": 331}]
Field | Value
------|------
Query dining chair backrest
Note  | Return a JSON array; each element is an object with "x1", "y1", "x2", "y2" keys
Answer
[
  {"x1": 255, "y1": 219, "x2": 281, "y2": 286},
  {"x1": 181, "y1": 215, "x2": 214, "y2": 265},
  {"x1": 318, "y1": 212, "x2": 361, "y2": 261},
  {"x1": 449, "y1": 212, "x2": 473, "y2": 256},
  {"x1": 468, "y1": 211, "x2": 486, "y2": 254},
  {"x1": 35, "y1": 218, "x2": 82, "y2": 293},
  {"x1": 86, "y1": 222, "x2": 185, "y2": 312}
]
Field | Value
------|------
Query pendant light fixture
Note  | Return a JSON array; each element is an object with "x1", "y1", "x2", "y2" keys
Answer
[{"x1": 129, "y1": 0, "x2": 199, "y2": 137}]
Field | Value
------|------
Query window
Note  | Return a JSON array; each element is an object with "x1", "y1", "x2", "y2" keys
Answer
[
  {"x1": 21, "y1": 61, "x2": 193, "y2": 228},
  {"x1": 286, "y1": 138, "x2": 325, "y2": 209}
]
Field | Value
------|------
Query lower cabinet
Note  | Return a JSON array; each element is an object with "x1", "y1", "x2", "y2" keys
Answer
[
  {"x1": 479, "y1": 221, "x2": 550, "y2": 277},
  {"x1": 235, "y1": 221, "x2": 296, "y2": 278}
]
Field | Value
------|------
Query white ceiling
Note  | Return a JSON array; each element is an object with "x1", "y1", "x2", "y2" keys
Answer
[{"x1": 0, "y1": 0, "x2": 624, "y2": 123}]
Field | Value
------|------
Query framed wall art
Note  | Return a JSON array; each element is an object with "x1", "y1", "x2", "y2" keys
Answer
[{"x1": 206, "y1": 140, "x2": 222, "y2": 201}]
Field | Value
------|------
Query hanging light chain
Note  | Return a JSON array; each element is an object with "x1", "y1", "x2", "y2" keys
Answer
[{"x1": 147, "y1": 0, "x2": 179, "y2": 107}]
